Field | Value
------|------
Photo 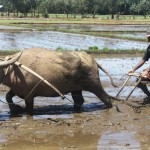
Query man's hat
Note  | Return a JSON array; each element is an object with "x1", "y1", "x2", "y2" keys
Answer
[{"x1": 146, "y1": 32, "x2": 150, "y2": 37}]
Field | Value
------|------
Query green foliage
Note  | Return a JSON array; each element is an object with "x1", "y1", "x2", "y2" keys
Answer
[
  {"x1": 56, "y1": 47, "x2": 64, "y2": 51},
  {"x1": 0, "y1": 50, "x2": 20, "y2": 56},
  {"x1": 0, "y1": 0, "x2": 150, "y2": 18},
  {"x1": 88, "y1": 46, "x2": 99, "y2": 51},
  {"x1": 1, "y1": 12, "x2": 4, "y2": 16},
  {"x1": 102, "y1": 47, "x2": 109, "y2": 52},
  {"x1": 42, "y1": 12, "x2": 49, "y2": 18}
]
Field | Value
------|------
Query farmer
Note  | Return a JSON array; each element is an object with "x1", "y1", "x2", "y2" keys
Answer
[{"x1": 128, "y1": 32, "x2": 150, "y2": 104}]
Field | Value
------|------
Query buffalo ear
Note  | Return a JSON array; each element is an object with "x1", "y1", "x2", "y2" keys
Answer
[{"x1": 0, "y1": 52, "x2": 22, "y2": 67}]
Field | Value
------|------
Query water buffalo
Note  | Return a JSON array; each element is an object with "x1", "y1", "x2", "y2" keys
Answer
[{"x1": 0, "y1": 48, "x2": 117, "y2": 115}]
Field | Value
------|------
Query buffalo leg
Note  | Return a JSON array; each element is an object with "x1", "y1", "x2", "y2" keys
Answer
[
  {"x1": 71, "y1": 91, "x2": 84, "y2": 111},
  {"x1": 6, "y1": 90, "x2": 25, "y2": 114},
  {"x1": 6, "y1": 90, "x2": 15, "y2": 105},
  {"x1": 25, "y1": 98, "x2": 34, "y2": 115}
]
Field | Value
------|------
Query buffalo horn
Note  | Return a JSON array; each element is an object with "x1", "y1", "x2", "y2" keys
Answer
[{"x1": 0, "y1": 52, "x2": 22, "y2": 67}]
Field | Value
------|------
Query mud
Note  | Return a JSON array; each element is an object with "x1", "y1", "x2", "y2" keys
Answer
[{"x1": 0, "y1": 56, "x2": 149, "y2": 150}]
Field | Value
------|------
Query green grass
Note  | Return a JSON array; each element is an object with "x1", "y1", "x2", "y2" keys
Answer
[
  {"x1": 0, "y1": 48, "x2": 145, "y2": 56},
  {"x1": 0, "y1": 14, "x2": 150, "y2": 25},
  {"x1": 0, "y1": 50, "x2": 20, "y2": 56}
]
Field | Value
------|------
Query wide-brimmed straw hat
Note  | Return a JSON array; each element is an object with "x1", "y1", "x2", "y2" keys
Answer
[{"x1": 146, "y1": 32, "x2": 150, "y2": 37}]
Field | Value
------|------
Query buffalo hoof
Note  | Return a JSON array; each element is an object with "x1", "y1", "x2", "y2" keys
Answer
[
  {"x1": 9, "y1": 104, "x2": 26, "y2": 115},
  {"x1": 105, "y1": 100, "x2": 113, "y2": 108},
  {"x1": 106, "y1": 104, "x2": 113, "y2": 108},
  {"x1": 74, "y1": 105, "x2": 82, "y2": 113}
]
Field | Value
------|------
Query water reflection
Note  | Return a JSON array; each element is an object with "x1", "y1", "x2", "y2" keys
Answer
[
  {"x1": 0, "y1": 135, "x2": 6, "y2": 144},
  {"x1": 97, "y1": 131, "x2": 140, "y2": 150}
]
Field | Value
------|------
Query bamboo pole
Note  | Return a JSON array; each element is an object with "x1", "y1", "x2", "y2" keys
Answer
[
  {"x1": 127, "y1": 73, "x2": 141, "y2": 78},
  {"x1": 14, "y1": 61, "x2": 65, "y2": 99},
  {"x1": 116, "y1": 75, "x2": 131, "y2": 97},
  {"x1": 116, "y1": 73, "x2": 142, "y2": 101},
  {"x1": 125, "y1": 77, "x2": 142, "y2": 101}
]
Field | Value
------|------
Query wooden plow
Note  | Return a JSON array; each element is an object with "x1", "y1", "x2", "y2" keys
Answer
[{"x1": 116, "y1": 73, "x2": 142, "y2": 101}]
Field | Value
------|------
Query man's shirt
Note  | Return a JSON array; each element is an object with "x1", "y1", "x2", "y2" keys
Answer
[{"x1": 143, "y1": 45, "x2": 150, "y2": 61}]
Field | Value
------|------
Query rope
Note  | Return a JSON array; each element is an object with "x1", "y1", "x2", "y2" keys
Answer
[
  {"x1": 0, "y1": 99, "x2": 24, "y2": 105},
  {"x1": 0, "y1": 79, "x2": 47, "y2": 105},
  {"x1": 66, "y1": 93, "x2": 98, "y2": 99},
  {"x1": 24, "y1": 79, "x2": 44, "y2": 101}
]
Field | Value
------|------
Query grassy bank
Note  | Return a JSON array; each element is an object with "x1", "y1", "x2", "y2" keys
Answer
[
  {"x1": 0, "y1": 48, "x2": 145, "y2": 57},
  {"x1": 0, "y1": 15, "x2": 150, "y2": 25},
  {"x1": 0, "y1": 50, "x2": 20, "y2": 56}
]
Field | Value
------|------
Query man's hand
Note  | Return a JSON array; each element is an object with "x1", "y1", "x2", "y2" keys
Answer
[
  {"x1": 141, "y1": 69, "x2": 150, "y2": 78},
  {"x1": 128, "y1": 69, "x2": 134, "y2": 75}
]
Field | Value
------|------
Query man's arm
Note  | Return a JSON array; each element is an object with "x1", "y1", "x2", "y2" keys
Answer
[{"x1": 129, "y1": 59, "x2": 146, "y2": 73}]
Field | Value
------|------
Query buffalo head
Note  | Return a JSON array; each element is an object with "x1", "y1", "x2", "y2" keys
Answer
[{"x1": 0, "y1": 52, "x2": 22, "y2": 83}]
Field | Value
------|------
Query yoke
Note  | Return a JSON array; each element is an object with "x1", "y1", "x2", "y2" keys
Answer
[{"x1": 116, "y1": 73, "x2": 142, "y2": 101}]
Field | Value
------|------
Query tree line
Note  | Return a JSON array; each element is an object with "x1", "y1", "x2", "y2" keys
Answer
[{"x1": 0, "y1": 0, "x2": 150, "y2": 19}]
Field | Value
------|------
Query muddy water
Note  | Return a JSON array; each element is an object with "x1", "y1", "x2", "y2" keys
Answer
[
  {"x1": 0, "y1": 56, "x2": 150, "y2": 150},
  {"x1": 0, "y1": 31, "x2": 148, "y2": 51}
]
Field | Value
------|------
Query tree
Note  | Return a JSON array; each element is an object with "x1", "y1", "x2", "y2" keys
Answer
[
  {"x1": 29, "y1": 0, "x2": 36, "y2": 17},
  {"x1": 69, "y1": 0, "x2": 77, "y2": 18},
  {"x1": 0, "y1": 0, "x2": 13, "y2": 16},
  {"x1": 137, "y1": 0, "x2": 150, "y2": 18},
  {"x1": 0, "y1": 0, "x2": 150, "y2": 18},
  {"x1": 77, "y1": 0, "x2": 87, "y2": 18},
  {"x1": 129, "y1": 3, "x2": 138, "y2": 18},
  {"x1": 84, "y1": 0, "x2": 99, "y2": 18},
  {"x1": 64, "y1": 0, "x2": 75, "y2": 18},
  {"x1": 38, "y1": 0, "x2": 50, "y2": 17},
  {"x1": 102, "y1": 0, "x2": 120, "y2": 19},
  {"x1": 11, "y1": 0, "x2": 31, "y2": 16},
  {"x1": 117, "y1": 0, "x2": 130, "y2": 15}
]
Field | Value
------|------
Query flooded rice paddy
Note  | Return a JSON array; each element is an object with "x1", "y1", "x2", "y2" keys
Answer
[
  {"x1": 0, "y1": 56, "x2": 149, "y2": 150},
  {"x1": 0, "y1": 24, "x2": 150, "y2": 149},
  {"x1": 0, "y1": 31, "x2": 148, "y2": 51},
  {"x1": 0, "y1": 24, "x2": 149, "y2": 51}
]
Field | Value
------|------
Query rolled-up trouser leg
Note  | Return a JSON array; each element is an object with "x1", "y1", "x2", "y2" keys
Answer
[{"x1": 137, "y1": 78, "x2": 150, "y2": 98}]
